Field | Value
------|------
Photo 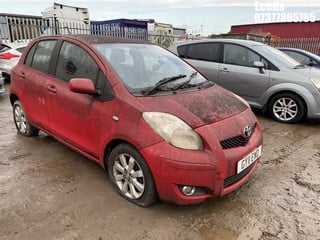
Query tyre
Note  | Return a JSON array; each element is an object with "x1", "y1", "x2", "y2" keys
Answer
[
  {"x1": 107, "y1": 143, "x2": 157, "y2": 207},
  {"x1": 13, "y1": 100, "x2": 39, "y2": 136},
  {"x1": 268, "y1": 93, "x2": 305, "y2": 123}
]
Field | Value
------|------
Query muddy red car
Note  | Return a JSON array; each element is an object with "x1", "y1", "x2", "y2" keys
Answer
[{"x1": 9, "y1": 35, "x2": 262, "y2": 206}]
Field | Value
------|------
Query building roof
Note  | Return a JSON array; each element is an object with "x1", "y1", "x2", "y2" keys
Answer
[{"x1": 230, "y1": 21, "x2": 320, "y2": 38}]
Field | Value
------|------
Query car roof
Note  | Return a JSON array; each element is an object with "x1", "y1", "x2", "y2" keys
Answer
[
  {"x1": 278, "y1": 47, "x2": 308, "y2": 52},
  {"x1": 33, "y1": 35, "x2": 148, "y2": 45},
  {"x1": 172, "y1": 38, "x2": 266, "y2": 47}
]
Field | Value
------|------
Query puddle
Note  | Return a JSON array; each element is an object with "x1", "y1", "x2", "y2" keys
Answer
[
  {"x1": 0, "y1": 171, "x2": 15, "y2": 183},
  {"x1": 198, "y1": 222, "x2": 238, "y2": 240},
  {"x1": 273, "y1": 131, "x2": 308, "y2": 141},
  {"x1": 176, "y1": 198, "x2": 250, "y2": 239},
  {"x1": 312, "y1": 143, "x2": 320, "y2": 149}
]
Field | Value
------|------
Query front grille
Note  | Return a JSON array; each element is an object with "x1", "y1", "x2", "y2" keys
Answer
[
  {"x1": 223, "y1": 164, "x2": 254, "y2": 188},
  {"x1": 220, "y1": 124, "x2": 256, "y2": 149},
  {"x1": 220, "y1": 136, "x2": 249, "y2": 149}
]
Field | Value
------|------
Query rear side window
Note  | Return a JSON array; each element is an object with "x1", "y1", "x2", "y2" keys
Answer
[
  {"x1": 177, "y1": 45, "x2": 188, "y2": 57},
  {"x1": 30, "y1": 40, "x2": 56, "y2": 73},
  {"x1": 185, "y1": 43, "x2": 219, "y2": 62},
  {"x1": 56, "y1": 41, "x2": 99, "y2": 84}
]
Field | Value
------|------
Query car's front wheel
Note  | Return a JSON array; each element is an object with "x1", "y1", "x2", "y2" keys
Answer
[
  {"x1": 268, "y1": 93, "x2": 305, "y2": 123},
  {"x1": 13, "y1": 100, "x2": 39, "y2": 136},
  {"x1": 107, "y1": 143, "x2": 157, "y2": 207}
]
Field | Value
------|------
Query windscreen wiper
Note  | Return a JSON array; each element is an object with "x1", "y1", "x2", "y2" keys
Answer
[
  {"x1": 142, "y1": 74, "x2": 187, "y2": 96},
  {"x1": 171, "y1": 71, "x2": 198, "y2": 90}
]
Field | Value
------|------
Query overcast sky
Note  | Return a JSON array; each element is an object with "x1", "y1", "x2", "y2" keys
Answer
[{"x1": 1, "y1": 0, "x2": 319, "y2": 35}]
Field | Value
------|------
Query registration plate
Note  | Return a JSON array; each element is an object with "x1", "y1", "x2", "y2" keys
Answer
[{"x1": 237, "y1": 146, "x2": 262, "y2": 174}]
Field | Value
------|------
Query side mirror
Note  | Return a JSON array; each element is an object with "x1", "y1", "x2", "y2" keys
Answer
[
  {"x1": 69, "y1": 78, "x2": 96, "y2": 95},
  {"x1": 253, "y1": 61, "x2": 265, "y2": 74}
]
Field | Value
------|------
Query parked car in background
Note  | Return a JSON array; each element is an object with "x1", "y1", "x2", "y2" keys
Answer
[
  {"x1": 170, "y1": 39, "x2": 320, "y2": 123},
  {"x1": 0, "y1": 71, "x2": 4, "y2": 94},
  {"x1": 10, "y1": 35, "x2": 262, "y2": 206},
  {"x1": 278, "y1": 47, "x2": 320, "y2": 69},
  {"x1": 0, "y1": 42, "x2": 27, "y2": 80}
]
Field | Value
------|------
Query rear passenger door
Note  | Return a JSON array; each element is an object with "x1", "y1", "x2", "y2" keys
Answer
[
  {"x1": 218, "y1": 43, "x2": 270, "y2": 102},
  {"x1": 179, "y1": 43, "x2": 220, "y2": 82},
  {"x1": 20, "y1": 40, "x2": 57, "y2": 131}
]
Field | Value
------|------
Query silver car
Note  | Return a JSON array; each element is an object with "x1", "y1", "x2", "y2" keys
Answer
[
  {"x1": 278, "y1": 47, "x2": 320, "y2": 69},
  {"x1": 170, "y1": 39, "x2": 320, "y2": 123}
]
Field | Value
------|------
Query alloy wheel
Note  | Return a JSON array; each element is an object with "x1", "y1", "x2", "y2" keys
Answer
[
  {"x1": 14, "y1": 104, "x2": 27, "y2": 134},
  {"x1": 272, "y1": 97, "x2": 298, "y2": 122},
  {"x1": 113, "y1": 153, "x2": 145, "y2": 199}
]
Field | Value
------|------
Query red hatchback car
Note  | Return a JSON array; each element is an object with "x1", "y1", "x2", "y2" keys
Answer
[{"x1": 10, "y1": 35, "x2": 263, "y2": 206}]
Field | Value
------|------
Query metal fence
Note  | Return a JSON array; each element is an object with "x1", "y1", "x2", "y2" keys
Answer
[
  {"x1": 0, "y1": 15, "x2": 43, "y2": 42},
  {"x1": 273, "y1": 38, "x2": 320, "y2": 55},
  {"x1": 212, "y1": 34, "x2": 320, "y2": 55},
  {"x1": 0, "y1": 15, "x2": 92, "y2": 42},
  {"x1": 0, "y1": 15, "x2": 186, "y2": 48}
]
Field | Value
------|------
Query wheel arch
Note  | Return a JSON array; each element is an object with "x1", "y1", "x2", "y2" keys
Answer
[
  {"x1": 262, "y1": 83, "x2": 310, "y2": 115},
  {"x1": 10, "y1": 94, "x2": 19, "y2": 106},
  {"x1": 103, "y1": 139, "x2": 146, "y2": 171}
]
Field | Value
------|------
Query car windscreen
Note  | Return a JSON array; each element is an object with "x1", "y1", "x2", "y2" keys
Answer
[
  {"x1": 93, "y1": 43, "x2": 210, "y2": 95},
  {"x1": 257, "y1": 45, "x2": 300, "y2": 69},
  {"x1": 296, "y1": 50, "x2": 320, "y2": 62}
]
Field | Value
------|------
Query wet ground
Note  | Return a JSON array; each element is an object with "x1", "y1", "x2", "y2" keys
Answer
[{"x1": 1, "y1": 84, "x2": 319, "y2": 240}]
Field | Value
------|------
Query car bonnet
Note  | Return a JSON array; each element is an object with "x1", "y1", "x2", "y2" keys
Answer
[{"x1": 137, "y1": 84, "x2": 248, "y2": 128}]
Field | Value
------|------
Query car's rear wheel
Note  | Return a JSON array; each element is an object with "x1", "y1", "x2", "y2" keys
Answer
[
  {"x1": 107, "y1": 143, "x2": 157, "y2": 207},
  {"x1": 13, "y1": 100, "x2": 39, "y2": 136},
  {"x1": 268, "y1": 93, "x2": 305, "y2": 123}
]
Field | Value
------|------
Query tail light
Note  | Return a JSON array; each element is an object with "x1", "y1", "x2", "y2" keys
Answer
[{"x1": 0, "y1": 52, "x2": 20, "y2": 60}]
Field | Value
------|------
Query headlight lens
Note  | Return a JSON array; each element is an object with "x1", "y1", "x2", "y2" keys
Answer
[
  {"x1": 310, "y1": 78, "x2": 320, "y2": 89},
  {"x1": 142, "y1": 112, "x2": 204, "y2": 150}
]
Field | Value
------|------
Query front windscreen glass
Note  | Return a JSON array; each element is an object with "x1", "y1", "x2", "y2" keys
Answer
[
  {"x1": 257, "y1": 45, "x2": 300, "y2": 69},
  {"x1": 93, "y1": 43, "x2": 211, "y2": 95}
]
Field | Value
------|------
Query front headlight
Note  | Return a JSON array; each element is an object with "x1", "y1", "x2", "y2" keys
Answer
[
  {"x1": 142, "y1": 112, "x2": 204, "y2": 150},
  {"x1": 310, "y1": 78, "x2": 320, "y2": 89}
]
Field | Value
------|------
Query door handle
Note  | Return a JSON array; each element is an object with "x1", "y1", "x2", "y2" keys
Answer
[
  {"x1": 19, "y1": 72, "x2": 25, "y2": 79},
  {"x1": 47, "y1": 85, "x2": 57, "y2": 93},
  {"x1": 220, "y1": 68, "x2": 229, "y2": 73}
]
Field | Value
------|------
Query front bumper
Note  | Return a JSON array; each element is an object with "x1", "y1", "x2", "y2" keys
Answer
[{"x1": 140, "y1": 111, "x2": 263, "y2": 205}]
